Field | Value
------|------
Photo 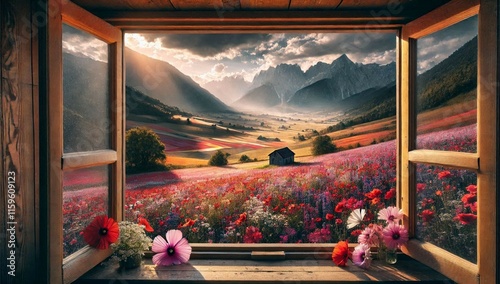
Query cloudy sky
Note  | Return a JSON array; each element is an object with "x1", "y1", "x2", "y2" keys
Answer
[{"x1": 63, "y1": 15, "x2": 478, "y2": 85}]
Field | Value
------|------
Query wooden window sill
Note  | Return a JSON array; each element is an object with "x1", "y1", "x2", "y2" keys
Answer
[{"x1": 75, "y1": 255, "x2": 452, "y2": 283}]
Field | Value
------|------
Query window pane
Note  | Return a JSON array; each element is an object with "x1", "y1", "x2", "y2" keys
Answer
[
  {"x1": 62, "y1": 24, "x2": 110, "y2": 153},
  {"x1": 63, "y1": 166, "x2": 109, "y2": 258},
  {"x1": 124, "y1": 33, "x2": 397, "y2": 243},
  {"x1": 416, "y1": 16, "x2": 477, "y2": 153},
  {"x1": 415, "y1": 164, "x2": 477, "y2": 263}
]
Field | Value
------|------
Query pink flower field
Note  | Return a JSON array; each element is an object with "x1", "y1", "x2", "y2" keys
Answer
[{"x1": 63, "y1": 124, "x2": 477, "y2": 262}]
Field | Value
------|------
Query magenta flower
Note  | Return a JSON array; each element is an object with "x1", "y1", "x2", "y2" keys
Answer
[
  {"x1": 378, "y1": 206, "x2": 403, "y2": 223},
  {"x1": 352, "y1": 243, "x2": 372, "y2": 269},
  {"x1": 382, "y1": 223, "x2": 409, "y2": 250},
  {"x1": 152, "y1": 230, "x2": 192, "y2": 266}
]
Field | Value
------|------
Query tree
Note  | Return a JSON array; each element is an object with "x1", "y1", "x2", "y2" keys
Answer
[
  {"x1": 209, "y1": 150, "x2": 230, "y2": 166},
  {"x1": 312, "y1": 135, "x2": 337, "y2": 156},
  {"x1": 126, "y1": 127, "x2": 166, "y2": 169},
  {"x1": 239, "y1": 154, "x2": 252, "y2": 163}
]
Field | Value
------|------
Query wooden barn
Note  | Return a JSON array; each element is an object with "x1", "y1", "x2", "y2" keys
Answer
[
  {"x1": 268, "y1": 147, "x2": 295, "y2": 166},
  {"x1": 1, "y1": 0, "x2": 500, "y2": 283}
]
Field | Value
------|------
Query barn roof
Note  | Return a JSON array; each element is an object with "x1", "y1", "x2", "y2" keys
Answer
[{"x1": 268, "y1": 147, "x2": 295, "y2": 158}]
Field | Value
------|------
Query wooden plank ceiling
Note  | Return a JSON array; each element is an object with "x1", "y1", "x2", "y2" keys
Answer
[
  {"x1": 72, "y1": 0, "x2": 449, "y2": 15},
  {"x1": 70, "y1": 0, "x2": 452, "y2": 29}
]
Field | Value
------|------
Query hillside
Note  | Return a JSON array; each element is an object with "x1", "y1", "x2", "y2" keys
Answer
[
  {"x1": 416, "y1": 36, "x2": 477, "y2": 111},
  {"x1": 232, "y1": 83, "x2": 281, "y2": 109},
  {"x1": 125, "y1": 48, "x2": 232, "y2": 114},
  {"x1": 126, "y1": 86, "x2": 192, "y2": 122}
]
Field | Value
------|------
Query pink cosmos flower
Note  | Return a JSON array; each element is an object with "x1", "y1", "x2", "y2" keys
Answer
[
  {"x1": 352, "y1": 243, "x2": 372, "y2": 269},
  {"x1": 358, "y1": 224, "x2": 382, "y2": 247},
  {"x1": 152, "y1": 230, "x2": 192, "y2": 266},
  {"x1": 378, "y1": 206, "x2": 403, "y2": 224},
  {"x1": 382, "y1": 223, "x2": 409, "y2": 250}
]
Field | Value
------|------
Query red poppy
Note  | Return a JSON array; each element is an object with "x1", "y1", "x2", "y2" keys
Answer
[
  {"x1": 332, "y1": 241, "x2": 351, "y2": 267},
  {"x1": 82, "y1": 215, "x2": 119, "y2": 249},
  {"x1": 420, "y1": 209, "x2": 434, "y2": 222},
  {"x1": 178, "y1": 218, "x2": 195, "y2": 228},
  {"x1": 384, "y1": 188, "x2": 396, "y2": 200},
  {"x1": 335, "y1": 218, "x2": 343, "y2": 225},
  {"x1": 138, "y1": 217, "x2": 154, "y2": 232},
  {"x1": 438, "y1": 171, "x2": 452, "y2": 179},
  {"x1": 351, "y1": 229, "x2": 363, "y2": 237},
  {"x1": 235, "y1": 212, "x2": 247, "y2": 225},
  {"x1": 466, "y1": 184, "x2": 477, "y2": 194},
  {"x1": 416, "y1": 183, "x2": 426, "y2": 193},
  {"x1": 335, "y1": 200, "x2": 346, "y2": 213},
  {"x1": 461, "y1": 193, "x2": 476, "y2": 206},
  {"x1": 365, "y1": 188, "x2": 382, "y2": 200},
  {"x1": 455, "y1": 213, "x2": 477, "y2": 225},
  {"x1": 325, "y1": 213, "x2": 335, "y2": 221}
]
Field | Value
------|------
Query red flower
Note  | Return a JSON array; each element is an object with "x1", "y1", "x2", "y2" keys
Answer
[
  {"x1": 82, "y1": 215, "x2": 119, "y2": 249},
  {"x1": 435, "y1": 190, "x2": 442, "y2": 196},
  {"x1": 335, "y1": 218, "x2": 343, "y2": 225},
  {"x1": 455, "y1": 213, "x2": 477, "y2": 225},
  {"x1": 325, "y1": 213, "x2": 335, "y2": 221},
  {"x1": 178, "y1": 218, "x2": 195, "y2": 228},
  {"x1": 438, "y1": 171, "x2": 452, "y2": 179},
  {"x1": 235, "y1": 212, "x2": 247, "y2": 225},
  {"x1": 138, "y1": 217, "x2": 154, "y2": 232},
  {"x1": 385, "y1": 188, "x2": 396, "y2": 200},
  {"x1": 420, "y1": 209, "x2": 434, "y2": 222},
  {"x1": 332, "y1": 241, "x2": 351, "y2": 267},
  {"x1": 335, "y1": 200, "x2": 346, "y2": 213},
  {"x1": 243, "y1": 226, "x2": 263, "y2": 243},
  {"x1": 365, "y1": 188, "x2": 382, "y2": 200},
  {"x1": 461, "y1": 193, "x2": 476, "y2": 206},
  {"x1": 416, "y1": 183, "x2": 426, "y2": 193},
  {"x1": 351, "y1": 229, "x2": 363, "y2": 237},
  {"x1": 466, "y1": 184, "x2": 477, "y2": 194}
]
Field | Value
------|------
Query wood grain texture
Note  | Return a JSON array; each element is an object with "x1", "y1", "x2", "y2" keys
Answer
[
  {"x1": 1, "y1": 0, "x2": 38, "y2": 283},
  {"x1": 408, "y1": 149, "x2": 479, "y2": 170},
  {"x1": 477, "y1": 0, "x2": 499, "y2": 283},
  {"x1": 240, "y1": 0, "x2": 289, "y2": 9},
  {"x1": 62, "y1": 150, "x2": 117, "y2": 170},
  {"x1": 289, "y1": 0, "x2": 341, "y2": 10},
  {"x1": 75, "y1": 257, "x2": 452, "y2": 283},
  {"x1": 71, "y1": 0, "x2": 175, "y2": 11}
]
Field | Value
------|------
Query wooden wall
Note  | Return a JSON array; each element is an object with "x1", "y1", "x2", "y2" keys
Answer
[{"x1": 0, "y1": 0, "x2": 39, "y2": 283}]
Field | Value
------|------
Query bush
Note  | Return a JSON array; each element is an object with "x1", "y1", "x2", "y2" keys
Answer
[
  {"x1": 209, "y1": 150, "x2": 230, "y2": 166},
  {"x1": 312, "y1": 135, "x2": 337, "y2": 156},
  {"x1": 126, "y1": 127, "x2": 166, "y2": 172}
]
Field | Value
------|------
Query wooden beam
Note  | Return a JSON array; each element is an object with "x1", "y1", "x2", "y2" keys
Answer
[
  {"x1": 404, "y1": 0, "x2": 479, "y2": 38},
  {"x1": 477, "y1": 0, "x2": 499, "y2": 283},
  {"x1": 99, "y1": 10, "x2": 410, "y2": 30},
  {"x1": 71, "y1": 0, "x2": 175, "y2": 10},
  {"x1": 62, "y1": 150, "x2": 117, "y2": 170},
  {"x1": 289, "y1": 0, "x2": 342, "y2": 9},
  {"x1": 240, "y1": 0, "x2": 290, "y2": 9},
  {"x1": 408, "y1": 149, "x2": 479, "y2": 170},
  {"x1": 170, "y1": 0, "x2": 223, "y2": 10}
]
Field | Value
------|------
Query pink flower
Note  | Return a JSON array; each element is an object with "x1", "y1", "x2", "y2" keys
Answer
[
  {"x1": 358, "y1": 225, "x2": 381, "y2": 247},
  {"x1": 378, "y1": 206, "x2": 403, "y2": 223},
  {"x1": 382, "y1": 223, "x2": 409, "y2": 250},
  {"x1": 352, "y1": 243, "x2": 372, "y2": 269},
  {"x1": 152, "y1": 230, "x2": 192, "y2": 266}
]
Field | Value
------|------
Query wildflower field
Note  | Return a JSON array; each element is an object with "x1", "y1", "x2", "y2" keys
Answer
[{"x1": 63, "y1": 124, "x2": 477, "y2": 262}]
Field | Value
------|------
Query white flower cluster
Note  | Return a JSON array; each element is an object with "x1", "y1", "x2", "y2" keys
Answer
[{"x1": 110, "y1": 221, "x2": 152, "y2": 262}]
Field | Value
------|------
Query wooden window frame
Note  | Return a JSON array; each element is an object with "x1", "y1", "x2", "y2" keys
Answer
[
  {"x1": 400, "y1": 0, "x2": 497, "y2": 283},
  {"x1": 40, "y1": 0, "x2": 499, "y2": 283},
  {"x1": 44, "y1": 1, "x2": 123, "y2": 283}
]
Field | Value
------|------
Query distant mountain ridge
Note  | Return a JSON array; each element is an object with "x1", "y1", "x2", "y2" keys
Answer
[
  {"x1": 236, "y1": 54, "x2": 396, "y2": 111},
  {"x1": 125, "y1": 48, "x2": 232, "y2": 114}
]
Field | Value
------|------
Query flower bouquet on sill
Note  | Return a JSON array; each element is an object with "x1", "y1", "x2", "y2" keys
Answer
[
  {"x1": 332, "y1": 205, "x2": 409, "y2": 269},
  {"x1": 110, "y1": 219, "x2": 153, "y2": 269},
  {"x1": 82, "y1": 215, "x2": 154, "y2": 269}
]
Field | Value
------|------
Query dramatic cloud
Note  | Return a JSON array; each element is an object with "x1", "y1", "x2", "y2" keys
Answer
[
  {"x1": 417, "y1": 15, "x2": 478, "y2": 73},
  {"x1": 212, "y1": 63, "x2": 227, "y2": 73},
  {"x1": 156, "y1": 34, "x2": 273, "y2": 57},
  {"x1": 62, "y1": 25, "x2": 108, "y2": 62}
]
